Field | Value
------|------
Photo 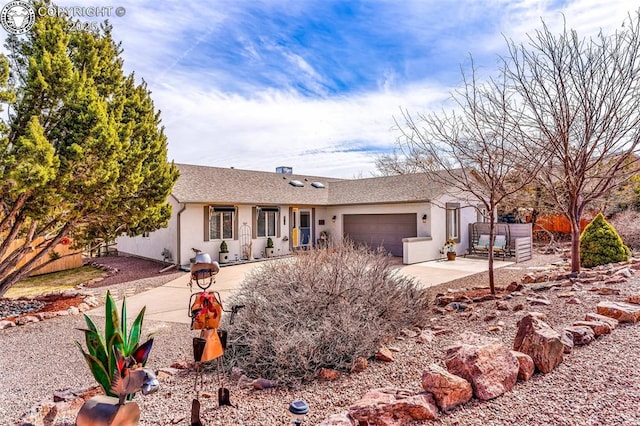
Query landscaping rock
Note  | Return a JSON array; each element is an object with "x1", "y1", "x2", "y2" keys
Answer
[
  {"x1": 566, "y1": 297, "x2": 582, "y2": 305},
  {"x1": 496, "y1": 301, "x2": 510, "y2": 311},
  {"x1": 511, "y1": 351, "x2": 535, "y2": 381},
  {"x1": 351, "y1": 356, "x2": 369, "y2": 373},
  {"x1": 416, "y1": 330, "x2": 435, "y2": 344},
  {"x1": 585, "y1": 312, "x2": 619, "y2": 329},
  {"x1": 560, "y1": 330, "x2": 574, "y2": 354},
  {"x1": 625, "y1": 294, "x2": 640, "y2": 305},
  {"x1": 506, "y1": 281, "x2": 523, "y2": 292},
  {"x1": 596, "y1": 301, "x2": 640, "y2": 323},
  {"x1": 15, "y1": 315, "x2": 39, "y2": 325},
  {"x1": 513, "y1": 313, "x2": 564, "y2": 373},
  {"x1": 512, "y1": 303, "x2": 525, "y2": 312},
  {"x1": 592, "y1": 287, "x2": 621, "y2": 296},
  {"x1": 0, "y1": 320, "x2": 16, "y2": 329},
  {"x1": 444, "y1": 341, "x2": 518, "y2": 400},
  {"x1": 572, "y1": 320, "x2": 612, "y2": 336},
  {"x1": 319, "y1": 412, "x2": 356, "y2": 426},
  {"x1": 420, "y1": 363, "x2": 472, "y2": 411},
  {"x1": 564, "y1": 326, "x2": 595, "y2": 345},
  {"x1": 252, "y1": 378, "x2": 277, "y2": 390},
  {"x1": 526, "y1": 297, "x2": 551, "y2": 306},
  {"x1": 375, "y1": 346, "x2": 395, "y2": 362},
  {"x1": 317, "y1": 368, "x2": 341, "y2": 381},
  {"x1": 348, "y1": 388, "x2": 438, "y2": 424}
]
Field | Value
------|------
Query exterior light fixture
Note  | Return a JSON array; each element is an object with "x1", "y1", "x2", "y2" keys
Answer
[
  {"x1": 422, "y1": 214, "x2": 428, "y2": 223},
  {"x1": 288, "y1": 400, "x2": 309, "y2": 425},
  {"x1": 332, "y1": 215, "x2": 337, "y2": 223}
]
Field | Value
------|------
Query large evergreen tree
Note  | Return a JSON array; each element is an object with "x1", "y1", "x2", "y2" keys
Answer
[{"x1": 0, "y1": 4, "x2": 178, "y2": 296}]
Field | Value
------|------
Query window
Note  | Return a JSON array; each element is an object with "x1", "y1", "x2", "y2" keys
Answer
[
  {"x1": 257, "y1": 207, "x2": 278, "y2": 237},
  {"x1": 446, "y1": 203, "x2": 460, "y2": 242},
  {"x1": 209, "y1": 207, "x2": 234, "y2": 240}
]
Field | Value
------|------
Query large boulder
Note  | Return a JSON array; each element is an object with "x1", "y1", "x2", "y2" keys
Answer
[
  {"x1": 348, "y1": 388, "x2": 438, "y2": 425},
  {"x1": 421, "y1": 363, "x2": 472, "y2": 411},
  {"x1": 444, "y1": 342, "x2": 519, "y2": 401},
  {"x1": 596, "y1": 301, "x2": 640, "y2": 323},
  {"x1": 513, "y1": 313, "x2": 564, "y2": 373}
]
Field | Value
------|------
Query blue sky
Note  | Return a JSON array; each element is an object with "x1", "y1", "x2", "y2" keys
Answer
[{"x1": 27, "y1": 1, "x2": 640, "y2": 177}]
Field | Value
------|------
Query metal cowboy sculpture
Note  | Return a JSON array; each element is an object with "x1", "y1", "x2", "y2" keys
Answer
[{"x1": 76, "y1": 340, "x2": 159, "y2": 426}]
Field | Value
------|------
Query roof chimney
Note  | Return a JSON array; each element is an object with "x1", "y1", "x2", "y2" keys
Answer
[{"x1": 276, "y1": 166, "x2": 293, "y2": 174}]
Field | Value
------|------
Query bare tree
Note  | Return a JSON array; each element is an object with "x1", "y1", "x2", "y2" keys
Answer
[
  {"x1": 396, "y1": 62, "x2": 545, "y2": 294},
  {"x1": 504, "y1": 12, "x2": 640, "y2": 272},
  {"x1": 374, "y1": 149, "x2": 433, "y2": 176}
]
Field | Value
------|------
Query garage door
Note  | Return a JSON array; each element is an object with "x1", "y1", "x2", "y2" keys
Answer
[{"x1": 343, "y1": 214, "x2": 417, "y2": 256}]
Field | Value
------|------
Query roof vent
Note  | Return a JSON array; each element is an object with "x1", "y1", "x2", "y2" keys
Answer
[
  {"x1": 311, "y1": 182, "x2": 325, "y2": 189},
  {"x1": 276, "y1": 166, "x2": 293, "y2": 174},
  {"x1": 289, "y1": 180, "x2": 304, "y2": 187}
]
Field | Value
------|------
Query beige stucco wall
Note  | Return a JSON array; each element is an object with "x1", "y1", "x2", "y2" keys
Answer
[
  {"x1": 115, "y1": 196, "x2": 180, "y2": 263},
  {"x1": 116, "y1": 193, "x2": 480, "y2": 267}
]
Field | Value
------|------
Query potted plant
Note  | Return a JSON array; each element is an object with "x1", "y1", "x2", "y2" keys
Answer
[
  {"x1": 265, "y1": 237, "x2": 275, "y2": 258},
  {"x1": 219, "y1": 240, "x2": 229, "y2": 264},
  {"x1": 443, "y1": 239, "x2": 457, "y2": 261}
]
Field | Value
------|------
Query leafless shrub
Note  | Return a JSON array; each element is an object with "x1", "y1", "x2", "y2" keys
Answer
[
  {"x1": 220, "y1": 242, "x2": 431, "y2": 385},
  {"x1": 609, "y1": 210, "x2": 640, "y2": 251}
]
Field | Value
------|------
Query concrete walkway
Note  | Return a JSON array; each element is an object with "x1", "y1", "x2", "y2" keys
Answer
[{"x1": 89, "y1": 257, "x2": 513, "y2": 325}]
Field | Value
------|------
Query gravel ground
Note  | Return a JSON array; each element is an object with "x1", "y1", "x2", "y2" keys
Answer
[{"x1": 3, "y1": 252, "x2": 640, "y2": 425}]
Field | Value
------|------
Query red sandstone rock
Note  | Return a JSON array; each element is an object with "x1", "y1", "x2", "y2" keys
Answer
[
  {"x1": 513, "y1": 314, "x2": 564, "y2": 373},
  {"x1": 445, "y1": 342, "x2": 519, "y2": 400},
  {"x1": 348, "y1": 388, "x2": 438, "y2": 425},
  {"x1": 421, "y1": 363, "x2": 472, "y2": 411}
]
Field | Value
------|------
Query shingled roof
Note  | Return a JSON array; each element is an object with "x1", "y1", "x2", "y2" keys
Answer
[{"x1": 173, "y1": 163, "x2": 447, "y2": 206}]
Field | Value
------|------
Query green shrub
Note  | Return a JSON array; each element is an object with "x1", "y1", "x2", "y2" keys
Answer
[
  {"x1": 580, "y1": 213, "x2": 630, "y2": 268},
  {"x1": 221, "y1": 242, "x2": 431, "y2": 385}
]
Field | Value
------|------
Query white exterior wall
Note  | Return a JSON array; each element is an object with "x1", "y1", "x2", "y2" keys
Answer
[{"x1": 115, "y1": 196, "x2": 180, "y2": 263}]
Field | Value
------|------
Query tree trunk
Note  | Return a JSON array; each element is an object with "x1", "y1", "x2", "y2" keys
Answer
[
  {"x1": 570, "y1": 220, "x2": 581, "y2": 273},
  {"x1": 488, "y1": 220, "x2": 496, "y2": 294}
]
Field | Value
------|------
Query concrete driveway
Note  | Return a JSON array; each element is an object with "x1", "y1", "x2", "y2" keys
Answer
[{"x1": 88, "y1": 257, "x2": 513, "y2": 325}]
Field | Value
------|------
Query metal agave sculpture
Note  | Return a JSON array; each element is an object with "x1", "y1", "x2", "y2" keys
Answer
[{"x1": 75, "y1": 290, "x2": 155, "y2": 400}]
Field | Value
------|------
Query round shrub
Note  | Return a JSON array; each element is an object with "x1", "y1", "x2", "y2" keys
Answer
[
  {"x1": 580, "y1": 213, "x2": 630, "y2": 268},
  {"x1": 221, "y1": 242, "x2": 431, "y2": 385}
]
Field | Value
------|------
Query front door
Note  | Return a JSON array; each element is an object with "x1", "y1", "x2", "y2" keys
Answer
[
  {"x1": 291, "y1": 208, "x2": 312, "y2": 248},
  {"x1": 299, "y1": 210, "x2": 311, "y2": 248}
]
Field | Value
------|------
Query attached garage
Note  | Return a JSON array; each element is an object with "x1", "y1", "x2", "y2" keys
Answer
[{"x1": 343, "y1": 213, "x2": 417, "y2": 256}]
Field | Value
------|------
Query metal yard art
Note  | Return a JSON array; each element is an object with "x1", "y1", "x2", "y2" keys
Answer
[
  {"x1": 75, "y1": 291, "x2": 159, "y2": 426},
  {"x1": 188, "y1": 250, "x2": 241, "y2": 425}
]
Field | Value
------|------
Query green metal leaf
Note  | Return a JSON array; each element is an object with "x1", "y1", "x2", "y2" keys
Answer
[
  {"x1": 127, "y1": 305, "x2": 146, "y2": 354},
  {"x1": 78, "y1": 328, "x2": 108, "y2": 367},
  {"x1": 76, "y1": 341, "x2": 112, "y2": 396},
  {"x1": 104, "y1": 291, "x2": 120, "y2": 356},
  {"x1": 121, "y1": 295, "x2": 128, "y2": 349},
  {"x1": 107, "y1": 332, "x2": 124, "y2": 381}
]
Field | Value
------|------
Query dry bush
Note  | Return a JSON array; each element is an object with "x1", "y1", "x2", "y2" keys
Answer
[
  {"x1": 220, "y1": 242, "x2": 431, "y2": 385},
  {"x1": 609, "y1": 210, "x2": 640, "y2": 251}
]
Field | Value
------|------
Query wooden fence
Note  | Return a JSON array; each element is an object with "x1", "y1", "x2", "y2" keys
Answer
[{"x1": 3, "y1": 238, "x2": 83, "y2": 277}]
